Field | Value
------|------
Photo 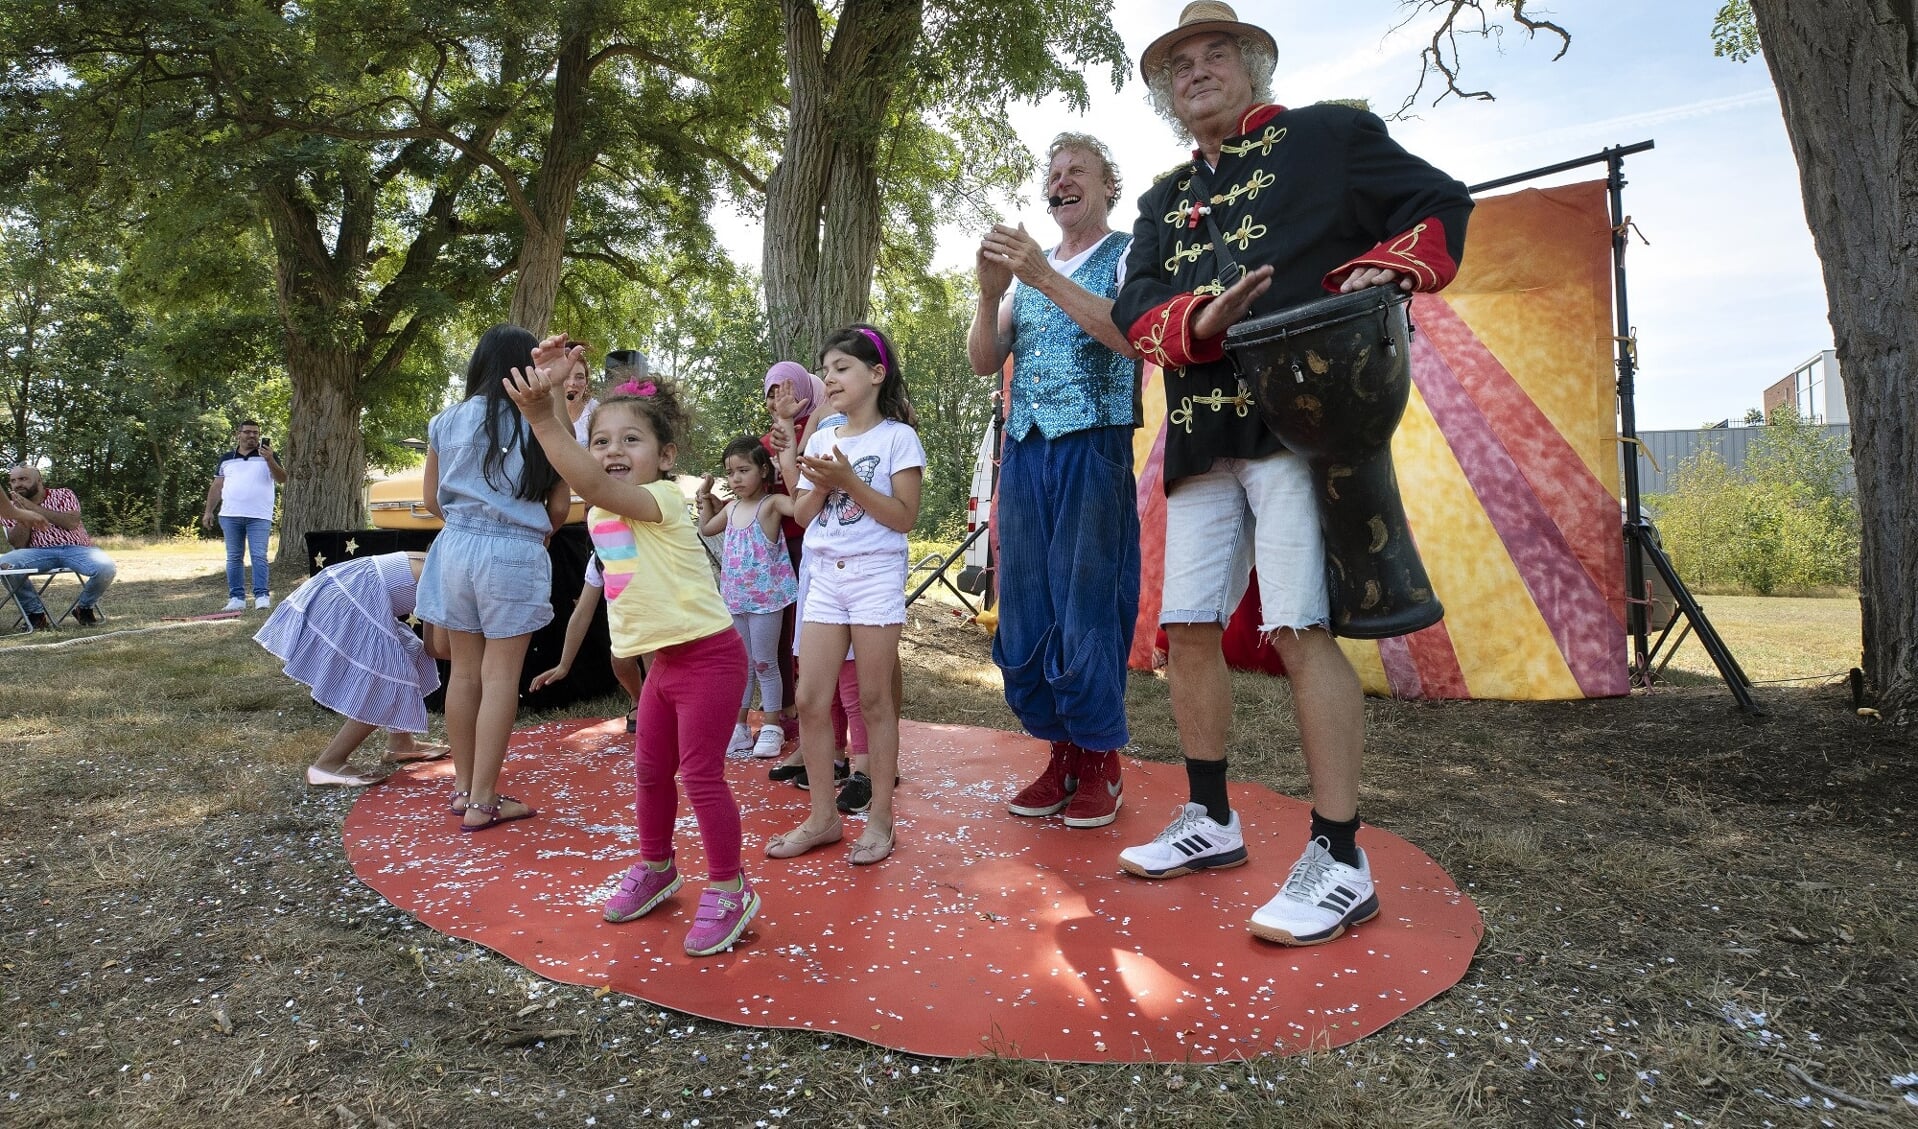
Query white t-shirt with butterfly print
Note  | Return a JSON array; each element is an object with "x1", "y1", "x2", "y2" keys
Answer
[{"x1": 796, "y1": 418, "x2": 926, "y2": 563}]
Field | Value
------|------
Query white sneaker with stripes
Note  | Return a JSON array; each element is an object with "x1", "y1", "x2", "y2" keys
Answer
[
  {"x1": 1249, "y1": 837, "x2": 1379, "y2": 946},
  {"x1": 1118, "y1": 803, "x2": 1248, "y2": 879}
]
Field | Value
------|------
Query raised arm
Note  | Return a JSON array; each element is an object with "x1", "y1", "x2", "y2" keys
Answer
[
  {"x1": 505, "y1": 341, "x2": 664, "y2": 524},
  {"x1": 968, "y1": 235, "x2": 1017, "y2": 375},
  {"x1": 769, "y1": 384, "x2": 816, "y2": 525},
  {"x1": 260, "y1": 440, "x2": 287, "y2": 485},
  {"x1": 697, "y1": 479, "x2": 729, "y2": 537}
]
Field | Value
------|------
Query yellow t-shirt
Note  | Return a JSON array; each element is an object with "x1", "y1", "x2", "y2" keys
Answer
[{"x1": 588, "y1": 481, "x2": 732, "y2": 657}]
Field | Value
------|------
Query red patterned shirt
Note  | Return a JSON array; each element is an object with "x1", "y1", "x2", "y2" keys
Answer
[{"x1": 2, "y1": 487, "x2": 93, "y2": 548}]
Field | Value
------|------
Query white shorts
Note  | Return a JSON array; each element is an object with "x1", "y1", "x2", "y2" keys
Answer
[
  {"x1": 803, "y1": 552, "x2": 908, "y2": 627},
  {"x1": 1159, "y1": 450, "x2": 1330, "y2": 632}
]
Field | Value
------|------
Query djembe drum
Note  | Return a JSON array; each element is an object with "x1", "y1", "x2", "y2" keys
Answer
[{"x1": 1224, "y1": 286, "x2": 1443, "y2": 639}]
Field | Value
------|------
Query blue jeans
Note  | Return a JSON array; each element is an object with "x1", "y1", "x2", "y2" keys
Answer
[
  {"x1": 220, "y1": 515, "x2": 273, "y2": 598},
  {"x1": 0, "y1": 545, "x2": 119, "y2": 614},
  {"x1": 990, "y1": 426, "x2": 1141, "y2": 751}
]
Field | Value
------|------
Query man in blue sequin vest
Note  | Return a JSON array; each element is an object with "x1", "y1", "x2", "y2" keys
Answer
[{"x1": 967, "y1": 132, "x2": 1144, "y2": 831}]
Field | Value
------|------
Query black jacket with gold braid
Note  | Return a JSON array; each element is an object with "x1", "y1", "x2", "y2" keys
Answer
[{"x1": 1113, "y1": 102, "x2": 1473, "y2": 488}]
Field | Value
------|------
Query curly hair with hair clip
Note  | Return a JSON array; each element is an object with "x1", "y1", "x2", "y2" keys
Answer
[
  {"x1": 1045, "y1": 132, "x2": 1123, "y2": 209},
  {"x1": 592, "y1": 374, "x2": 693, "y2": 478},
  {"x1": 818, "y1": 323, "x2": 918, "y2": 429},
  {"x1": 1144, "y1": 35, "x2": 1277, "y2": 141}
]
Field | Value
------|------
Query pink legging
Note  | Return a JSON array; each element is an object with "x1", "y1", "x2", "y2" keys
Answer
[
  {"x1": 633, "y1": 629, "x2": 749, "y2": 882},
  {"x1": 833, "y1": 660, "x2": 867, "y2": 755}
]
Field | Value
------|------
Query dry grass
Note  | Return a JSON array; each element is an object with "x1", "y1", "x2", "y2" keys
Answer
[
  {"x1": 1649, "y1": 594, "x2": 1861, "y2": 688},
  {"x1": 3, "y1": 546, "x2": 1914, "y2": 1128}
]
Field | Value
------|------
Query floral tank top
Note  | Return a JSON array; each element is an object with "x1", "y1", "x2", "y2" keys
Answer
[{"x1": 720, "y1": 498, "x2": 798, "y2": 615}]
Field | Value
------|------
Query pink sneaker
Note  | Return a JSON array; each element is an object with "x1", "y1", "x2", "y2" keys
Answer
[
  {"x1": 603, "y1": 860, "x2": 681, "y2": 923},
  {"x1": 683, "y1": 879, "x2": 761, "y2": 956}
]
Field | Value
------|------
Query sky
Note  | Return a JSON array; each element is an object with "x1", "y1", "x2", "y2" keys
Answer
[{"x1": 714, "y1": 1, "x2": 1832, "y2": 432}]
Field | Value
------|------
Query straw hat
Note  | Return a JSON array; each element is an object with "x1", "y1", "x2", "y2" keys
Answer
[{"x1": 1139, "y1": 2, "x2": 1278, "y2": 82}]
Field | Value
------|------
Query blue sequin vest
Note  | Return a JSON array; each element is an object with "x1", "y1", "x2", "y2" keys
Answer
[{"x1": 1007, "y1": 231, "x2": 1138, "y2": 441}]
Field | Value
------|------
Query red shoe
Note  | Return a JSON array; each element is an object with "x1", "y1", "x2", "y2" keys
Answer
[
  {"x1": 1007, "y1": 741, "x2": 1080, "y2": 817},
  {"x1": 1062, "y1": 749, "x2": 1123, "y2": 828}
]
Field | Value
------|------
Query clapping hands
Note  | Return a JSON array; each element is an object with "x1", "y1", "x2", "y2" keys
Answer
[{"x1": 796, "y1": 445, "x2": 858, "y2": 492}]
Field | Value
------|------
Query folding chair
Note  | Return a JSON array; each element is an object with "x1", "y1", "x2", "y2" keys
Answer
[{"x1": 1, "y1": 566, "x2": 82, "y2": 633}]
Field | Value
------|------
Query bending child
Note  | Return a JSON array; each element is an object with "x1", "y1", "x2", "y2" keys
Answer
[{"x1": 255, "y1": 551, "x2": 449, "y2": 786}]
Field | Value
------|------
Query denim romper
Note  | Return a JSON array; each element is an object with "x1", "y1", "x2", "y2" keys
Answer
[{"x1": 414, "y1": 396, "x2": 556, "y2": 638}]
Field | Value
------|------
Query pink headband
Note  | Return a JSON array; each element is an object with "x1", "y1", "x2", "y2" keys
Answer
[
  {"x1": 857, "y1": 328, "x2": 890, "y2": 371},
  {"x1": 616, "y1": 380, "x2": 657, "y2": 398}
]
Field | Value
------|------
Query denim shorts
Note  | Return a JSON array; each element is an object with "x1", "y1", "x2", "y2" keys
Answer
[
  {"x1": 803, "y1": 552, "x2": 908, "y2": 627},
  {"x1": 415, "y1": 526, "x2": 554, "y2": 638},
  {"x1": 1160, "y1": 450, "x2": 1330, "y2": 632}
]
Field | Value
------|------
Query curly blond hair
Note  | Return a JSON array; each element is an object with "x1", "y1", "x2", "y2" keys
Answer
[{"x1": 1043, "y1": 132, "x2": 1123, "y2": 209}]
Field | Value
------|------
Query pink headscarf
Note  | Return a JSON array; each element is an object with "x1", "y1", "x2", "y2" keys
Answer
[{"x1": 764, "y1": 360, "x2": 823, "y2": 418}]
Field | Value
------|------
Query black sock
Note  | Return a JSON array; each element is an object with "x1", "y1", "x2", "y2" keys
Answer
[
  {"x1": 1310, "y1": 809, "x2": 1362, "y2": 868},
  {"x1": 1184, "y1": 758, "x2": 1230, "y2": 826}
]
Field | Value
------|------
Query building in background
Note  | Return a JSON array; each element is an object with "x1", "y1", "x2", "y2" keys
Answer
[
  {"x1": 1630, "y1": 349, "x2": 1853, "y2": 497},
  {"x1": 1763, "y1": 349, "x2": 1846, "y2": 424}
]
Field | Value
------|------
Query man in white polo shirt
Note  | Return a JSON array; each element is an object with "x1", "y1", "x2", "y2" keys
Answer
[{"x1": 202, "y1": 420, "x2": 287, "y2": 611}]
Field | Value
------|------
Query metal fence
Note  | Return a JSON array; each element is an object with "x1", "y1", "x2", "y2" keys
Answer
[{"x1": 1630, "y1": 424, "x2": 1854, "y2": 496}]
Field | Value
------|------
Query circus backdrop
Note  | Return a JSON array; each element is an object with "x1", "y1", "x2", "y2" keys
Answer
[{"x1": 1126, "y1": 179, "x2": 1628, "y2": 701}]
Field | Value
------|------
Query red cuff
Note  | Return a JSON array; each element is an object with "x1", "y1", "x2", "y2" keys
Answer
[
  {"x1": 1128, "y1": 293, "x2": 1226, "y2": 369},
  {"x1": 1323, "y1": 216, "x2": 1459, "y2": 293}
]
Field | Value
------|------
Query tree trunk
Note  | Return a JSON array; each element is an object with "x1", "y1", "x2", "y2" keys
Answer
[
  {"x1": 507, "y1": 21, "x2": 597, "y2": 336},
  {"x1": 763, "y1": 0, "x2": 923, "y2": 359},
  {"x1": 275, "y1": 341, "x2": 367, "y2": 575},
  {"x1": 259, "y1": 168, "x2": 374, "y2": 577},
  {"x1": 1749, "y1": 0, "x2": 1918, "y2": 719}
]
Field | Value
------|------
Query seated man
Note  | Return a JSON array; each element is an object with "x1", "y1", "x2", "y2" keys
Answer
[{"x1": 0, "y1": 464, "x2": 117, "y2": 629}]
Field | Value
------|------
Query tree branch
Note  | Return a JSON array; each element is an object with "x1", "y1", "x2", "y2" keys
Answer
[
  {"x1": 1391, "y1": 0, "x2": 1573, "y2": 118},
  {"x1": 237, "y1": 112, "x2": 537, "y2": 227}
]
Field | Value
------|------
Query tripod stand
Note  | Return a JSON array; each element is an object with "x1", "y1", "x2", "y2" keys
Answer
[{"x1": 1470, "y1": 142, "x2": 1759, "y2": 714}]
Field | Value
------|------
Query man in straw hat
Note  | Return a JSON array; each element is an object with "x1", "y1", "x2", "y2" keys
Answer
[
  {"x1": 969, "y1": 131, "x2": 1141, "y2": 832},
  {"x1": 1111, "y1": 2, "x2": 1473, "y2": 945}
]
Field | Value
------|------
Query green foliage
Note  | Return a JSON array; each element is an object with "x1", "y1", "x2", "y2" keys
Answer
[
  {"x1": 1712, "y1": 1, "x2": 1761, "y2": 62},
  {"x1": 1651, "y1": 407, "x2": 1858, "y2": 595},
  {"x1": 0, "y1": 181, "x2": 280, "y2": 536},
  {"x1": 871, "y1": 268, "x2": 994, "y2": 538}
]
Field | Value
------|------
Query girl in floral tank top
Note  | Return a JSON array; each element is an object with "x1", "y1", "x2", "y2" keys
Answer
[{"x1": 699, "y1": 436, "x2": 798, "y2": 759}]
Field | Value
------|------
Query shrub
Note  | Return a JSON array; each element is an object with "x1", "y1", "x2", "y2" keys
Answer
[{"x1": 1650, "y1": 407, "x2": 1859, "y2": 595}]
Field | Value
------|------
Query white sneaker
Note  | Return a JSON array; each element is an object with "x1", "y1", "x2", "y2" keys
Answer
[
  {"x1": 750, "y1": 725, "x2": 785, "y2": 759},
  {"x1": 1118, "y1": 803, "x2": 1248, "y2": 879},
  {"x1": 725, "y1": 722, "x2": 753, "y2": 758},
  {"x1": 222, "y1": 597, "x2": 246, "y2": 612},
  {"x1": 255, "y1": 593, "x2": 272, "y2": 609},
  {"x1": 1249, "y1": 837, "x2": 1379, "y2": 946}
]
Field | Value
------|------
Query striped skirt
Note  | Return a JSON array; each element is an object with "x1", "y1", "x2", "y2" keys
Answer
[{"x1": 254, "y1": 552, "x2": 440, "y2": 733}]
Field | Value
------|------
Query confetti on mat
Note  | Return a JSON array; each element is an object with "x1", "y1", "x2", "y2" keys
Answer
[{"x1": 344, "y1": 718, "x2": 1482, "y2": 1061}]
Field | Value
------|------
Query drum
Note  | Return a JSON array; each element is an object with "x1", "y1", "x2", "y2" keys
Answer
[{"x1": 1224, "y1": 286, "x2": 1442, "y2": 639}]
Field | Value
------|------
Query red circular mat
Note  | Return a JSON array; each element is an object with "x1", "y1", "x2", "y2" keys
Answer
[{"x1": 343, "y1": 719, "x2": 1481, "y2": 1062}]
